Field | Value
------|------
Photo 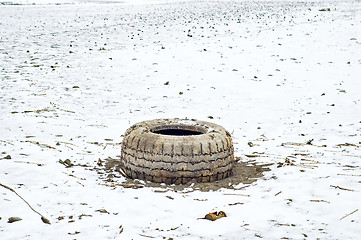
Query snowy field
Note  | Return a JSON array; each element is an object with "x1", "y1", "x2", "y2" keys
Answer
[{"x1": 1, "y1": 0, "x2": 361, "y2": 239}]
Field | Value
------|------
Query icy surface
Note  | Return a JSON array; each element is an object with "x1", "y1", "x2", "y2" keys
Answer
[{"x1": 1, "y1": 0, "x2": 361, "y2": 239}]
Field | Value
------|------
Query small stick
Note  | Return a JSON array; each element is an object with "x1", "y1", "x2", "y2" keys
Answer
[
  {"x1": 0, "y1": 182, "x2": 50, "y2": 224},
  {"x1": 330, "y1": 185, "x2": 354, "y2": 191},
  {"x1": 309, "y1": 199, "x2": 330, "y2": 204},
  {"x1": 223, "y1": 193, "x2": 250, "y2": 197},
  {"x1": 337, "y1": 174, "x2": 361, "y2": 177},
  {"x1": 340, "y1": 209, "x2": 358, "y2": 220},
  {"x1": 118, "y1": 167, "x2": 129, "y2": 178},
  {"x1": 274, "y1": 191, "x2": 282, "y2": 196},
  {"x1": 138, "y1": 234, "x2": 155, "y2": 238}
]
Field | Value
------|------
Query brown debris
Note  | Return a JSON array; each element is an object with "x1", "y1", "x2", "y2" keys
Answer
[{"x1": 199, "y1": 211, "x2": 227, "y2": 221}]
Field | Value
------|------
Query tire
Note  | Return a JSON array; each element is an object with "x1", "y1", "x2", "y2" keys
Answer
[{"x1": 120, "y1": 118, "x2": 235, "y2": 184}]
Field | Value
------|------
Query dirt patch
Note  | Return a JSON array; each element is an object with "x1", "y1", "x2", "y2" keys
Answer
[{"x1": 94, "y1": 157, "x2": 272, "y2": 192}]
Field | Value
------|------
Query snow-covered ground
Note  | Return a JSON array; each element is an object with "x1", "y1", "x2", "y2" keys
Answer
[{"x1": 1, "y1": 0, "x2": 361, "y2": 239}]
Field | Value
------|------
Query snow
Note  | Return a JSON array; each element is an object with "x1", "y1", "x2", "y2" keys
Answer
[{"x1": 1, "y1": 0, "x2": 361, "y2": 239}]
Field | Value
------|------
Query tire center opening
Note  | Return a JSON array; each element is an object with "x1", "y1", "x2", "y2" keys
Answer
[{"x1": 151, "y1": 125, "x2": 207, "y2": 136}]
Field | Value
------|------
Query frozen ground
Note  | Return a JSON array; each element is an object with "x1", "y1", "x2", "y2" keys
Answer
[{"x1": 1, "y1": 0, "x2": 361, "y2": 239}]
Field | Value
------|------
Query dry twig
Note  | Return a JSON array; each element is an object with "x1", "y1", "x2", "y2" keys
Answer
[
  {"x1": 340, "y1": 209, "x2": 358, "y2": 220},
  {"x1": 0, "y1": 182, "x2": 50, "y2": 224},
  {"x1": 223, "y1": 193, "x2": 250, "y2": 197},
  {"x1": 330, "y1": 185, "x2": 354, "y2": 191}
]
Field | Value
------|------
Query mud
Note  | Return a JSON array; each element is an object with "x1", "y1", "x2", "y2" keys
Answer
[{"x1": 96, "y1": 157, "x2": 272, "y2": 192}]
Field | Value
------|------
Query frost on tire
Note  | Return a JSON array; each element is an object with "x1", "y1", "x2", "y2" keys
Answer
[{"x1": 120, "y1": 118, "x2": 235, "y2": 184}]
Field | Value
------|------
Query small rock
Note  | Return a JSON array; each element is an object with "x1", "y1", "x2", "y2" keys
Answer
[
  {"x1": 59, "y1": 159, "x2": 73, "y2": 167},
  {"x1": 41, "y1": 216, "x2": 51, "y2": 224},
  {"x1": 3, "y1": 155, "x2": 11, "y2": 159},
  {"x1": 97, "y1": 159, "x2": 103, "y2": 166},
  {"x1": 8, "y1": 217, "x2": 22, "y2": 223},
  {"x1": 96, "y1": 209, "x2": 109, "y2": 214}
]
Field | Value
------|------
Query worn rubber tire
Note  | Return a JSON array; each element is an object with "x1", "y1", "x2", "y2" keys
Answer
[{"x1": 120, "y1": 118, "x2": 235, "y2": 184}]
